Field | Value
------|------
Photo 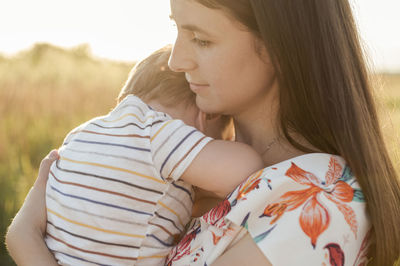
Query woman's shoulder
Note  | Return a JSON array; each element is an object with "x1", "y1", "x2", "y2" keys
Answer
[
  {"x1": 227, "y1": 153, "x2": 360, "y2": 206},
  {"x1": 261, "y1": 152, "x2": 349, "y2": 182},
  {"x1": 238, "y1": 152, "x2": 362, "y2": 194},
  {"x1": 224, "y1": 152, "x2": 371, "y2": 266},
  {"x1": 166, "y1": 153, "x2": 371, "y2": 265}
]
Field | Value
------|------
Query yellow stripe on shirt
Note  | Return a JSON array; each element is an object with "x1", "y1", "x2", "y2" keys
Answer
[
  {"x1": 150, "y1": 120, "x2": 175, "y2": 142},
  {"x1": 101, "y1": 113, "x2": 155, "y2": 123},
  {"x1": 138, "y1": 254, "x2": 169, "y2": 259},
  {"x1": 158, "y1": 200, "x2": 185, "y2": 227},
  {"x1": 47, "y1": 208, "x2": 145, "y2": 238},
  {"x1": 60, "y1": 156, "x2": 165, "y2": 184}
]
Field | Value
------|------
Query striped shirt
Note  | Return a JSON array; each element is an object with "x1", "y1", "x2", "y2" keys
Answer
[{"x1": 45, "y1": 95, "x2": 212, "y2": 265}]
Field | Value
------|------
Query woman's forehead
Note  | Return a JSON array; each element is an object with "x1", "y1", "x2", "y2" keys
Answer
[{"x1": 170, "y1": 0, "x2": 245, "y2": 36}]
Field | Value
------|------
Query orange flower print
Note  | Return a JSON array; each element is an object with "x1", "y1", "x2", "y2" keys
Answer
[
  {"x1": 211, "y1": 231, "x2": 222, "y2": 245},
  {"x1": 261, "y1": 157, "x2": 357, "y2": 248},
  {"x1": 231, "y1": 170, "x2": 263, "y2": 206}
]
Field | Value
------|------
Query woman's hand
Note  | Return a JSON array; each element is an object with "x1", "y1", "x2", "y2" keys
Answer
[
  {"x1": 5, "y1": 150, "x2": 59, "y2": 266},
  {"x1": 192, "y1": 187, "x2": 223, "y2": 217},
  {"x1": 211, "y1": 233, "x2": 272, "y2": 266}
]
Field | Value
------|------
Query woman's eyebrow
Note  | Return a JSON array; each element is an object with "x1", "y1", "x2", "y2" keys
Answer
[
  {"x1": 169, "y1": 14, "x2": 211, "y2": 36},
  {"x1": 181, "y1": 24, "x2": 210, "y2": 35}
]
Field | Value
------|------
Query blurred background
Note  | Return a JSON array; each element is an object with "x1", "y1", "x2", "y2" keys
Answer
[{"x1": 0, "y1": 0, "x2": 399, "y2": 264}]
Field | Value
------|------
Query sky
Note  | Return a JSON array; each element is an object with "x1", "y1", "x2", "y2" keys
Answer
[{"x1": 0, "y1": 0, "x2": 399, "y2": 72}]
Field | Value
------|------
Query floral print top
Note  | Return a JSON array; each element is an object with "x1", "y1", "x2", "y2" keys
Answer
[{"x1": 166, "y1": 153, "x2": 371, "y2": 266}]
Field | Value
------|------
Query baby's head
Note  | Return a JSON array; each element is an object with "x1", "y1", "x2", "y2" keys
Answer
[{"x1": 117, "y1": 45, "x2": 234, "y2": 140}]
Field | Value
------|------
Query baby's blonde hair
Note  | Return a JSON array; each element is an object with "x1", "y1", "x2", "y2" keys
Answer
[
  {"x1": 117, "y1": 45, "x2": 195, "y2": 107},
  {"x1": 117, "y1": 45, "x2": 234, "y2": 138}
]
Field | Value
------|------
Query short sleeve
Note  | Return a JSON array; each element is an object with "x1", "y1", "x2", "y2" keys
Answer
[
  {"x1": 225, "y1": 153, "x2": 371, "y2": 266},
  {"x1": 150, "y1": 119, "x2": 212, "y2": 181}
]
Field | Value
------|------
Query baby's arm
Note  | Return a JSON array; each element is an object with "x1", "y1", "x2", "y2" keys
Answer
[{"x1": 180, "y1": 140, "x2": 263, "y2": 198}]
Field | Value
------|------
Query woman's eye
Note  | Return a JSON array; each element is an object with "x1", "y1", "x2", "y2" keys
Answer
[{"x1": 192, "y1": 37, "x2": 210, "y2": 47}]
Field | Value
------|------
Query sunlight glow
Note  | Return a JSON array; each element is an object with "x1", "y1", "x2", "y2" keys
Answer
[
  {"x1": 0, "y1": 0, "x2": 175, "y2": 62},
  {"x1": 0, "y1": 0, "x2": 399, "y2": 71}
]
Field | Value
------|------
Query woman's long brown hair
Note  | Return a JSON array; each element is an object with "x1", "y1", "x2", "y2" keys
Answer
[{"x1": 196, "y1": 0, "x2": 400, "y2": 264}]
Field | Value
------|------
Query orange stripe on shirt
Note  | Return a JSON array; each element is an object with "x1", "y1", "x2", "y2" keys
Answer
[
  {"x1": 60, "y1": 156, "x2": 165, "y2": 184},
  {"x1": 148, "y1": 221, "x2": 175, "y2": 237},
  {"x1": 47, "y1": 233, "x2": 138, "y2": 261},
  {"x1": 47, "y1": 208, "x2": 145, "y2": 238},
  {"x1": 49, "y1": 170, "x2": 157, "y2": 205},
  {"x1": 70, "y1": 129, "x2": 150, "y2": 139}
]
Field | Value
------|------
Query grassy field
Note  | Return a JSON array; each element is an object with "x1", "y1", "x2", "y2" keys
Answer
[
  {"x1": 0, "y1": 44, "x2": 133, "y2": 264},
  {"x1": 0, "y1": 44, "x2": 399, "y2": 265},
  {"x1": 377, "y1": 73, "x2": 400, "y2": 163}
]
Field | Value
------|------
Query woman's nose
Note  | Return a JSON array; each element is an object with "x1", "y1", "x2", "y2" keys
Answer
[{"x1": 168, "y1": 37, "x2": 197, "y2": 73}]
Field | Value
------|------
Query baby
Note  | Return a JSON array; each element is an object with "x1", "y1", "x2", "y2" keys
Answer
[{"x1": 45, "y1": 45, "x2": 263, "y2": 265}]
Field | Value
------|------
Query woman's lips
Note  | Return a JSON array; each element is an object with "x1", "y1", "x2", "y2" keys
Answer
[{"x1": 189, "y1": 82, "x2": 209, "y2": 93}]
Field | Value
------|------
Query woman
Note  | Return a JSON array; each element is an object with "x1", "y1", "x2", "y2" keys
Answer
[{"x1": 6, "y1": 0, "x2": 400, "y2": 265}]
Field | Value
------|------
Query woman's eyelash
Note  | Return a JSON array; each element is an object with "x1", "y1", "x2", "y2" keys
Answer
[{"x1": 191, "y1": 37, "x2": 210, "y2": 47}]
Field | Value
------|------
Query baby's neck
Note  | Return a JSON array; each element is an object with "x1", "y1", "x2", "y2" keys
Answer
[
  {"x1": 146, "y1": 99, "x2": 198, "y2": 128},
  {"x1": 145, "y1": 99, "x2": 169, "y2": 115}
]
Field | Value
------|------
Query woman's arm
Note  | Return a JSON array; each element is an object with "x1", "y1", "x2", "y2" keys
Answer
[
  {"x1": 212, "y1": 233, "x2": 272, "y2": 266},
  {"x1": 5, "y1": 150, "x2": 59, "y2": 266}
]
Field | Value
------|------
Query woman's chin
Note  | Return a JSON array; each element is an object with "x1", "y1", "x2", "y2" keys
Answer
[{"x1": 195, "y1": 97, "x2": 220, "y2": 115}]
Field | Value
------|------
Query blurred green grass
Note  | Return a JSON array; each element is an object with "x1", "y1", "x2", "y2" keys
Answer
[
  {"x1": 375, "y1": 73, "x2": 400, "y2": 168},
  {"x1": 0, "y1": 43, "x2": 133, "y2": 264},
  {"x1": 0, "y1": 43, "x2": 399, "y2": 265}
]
